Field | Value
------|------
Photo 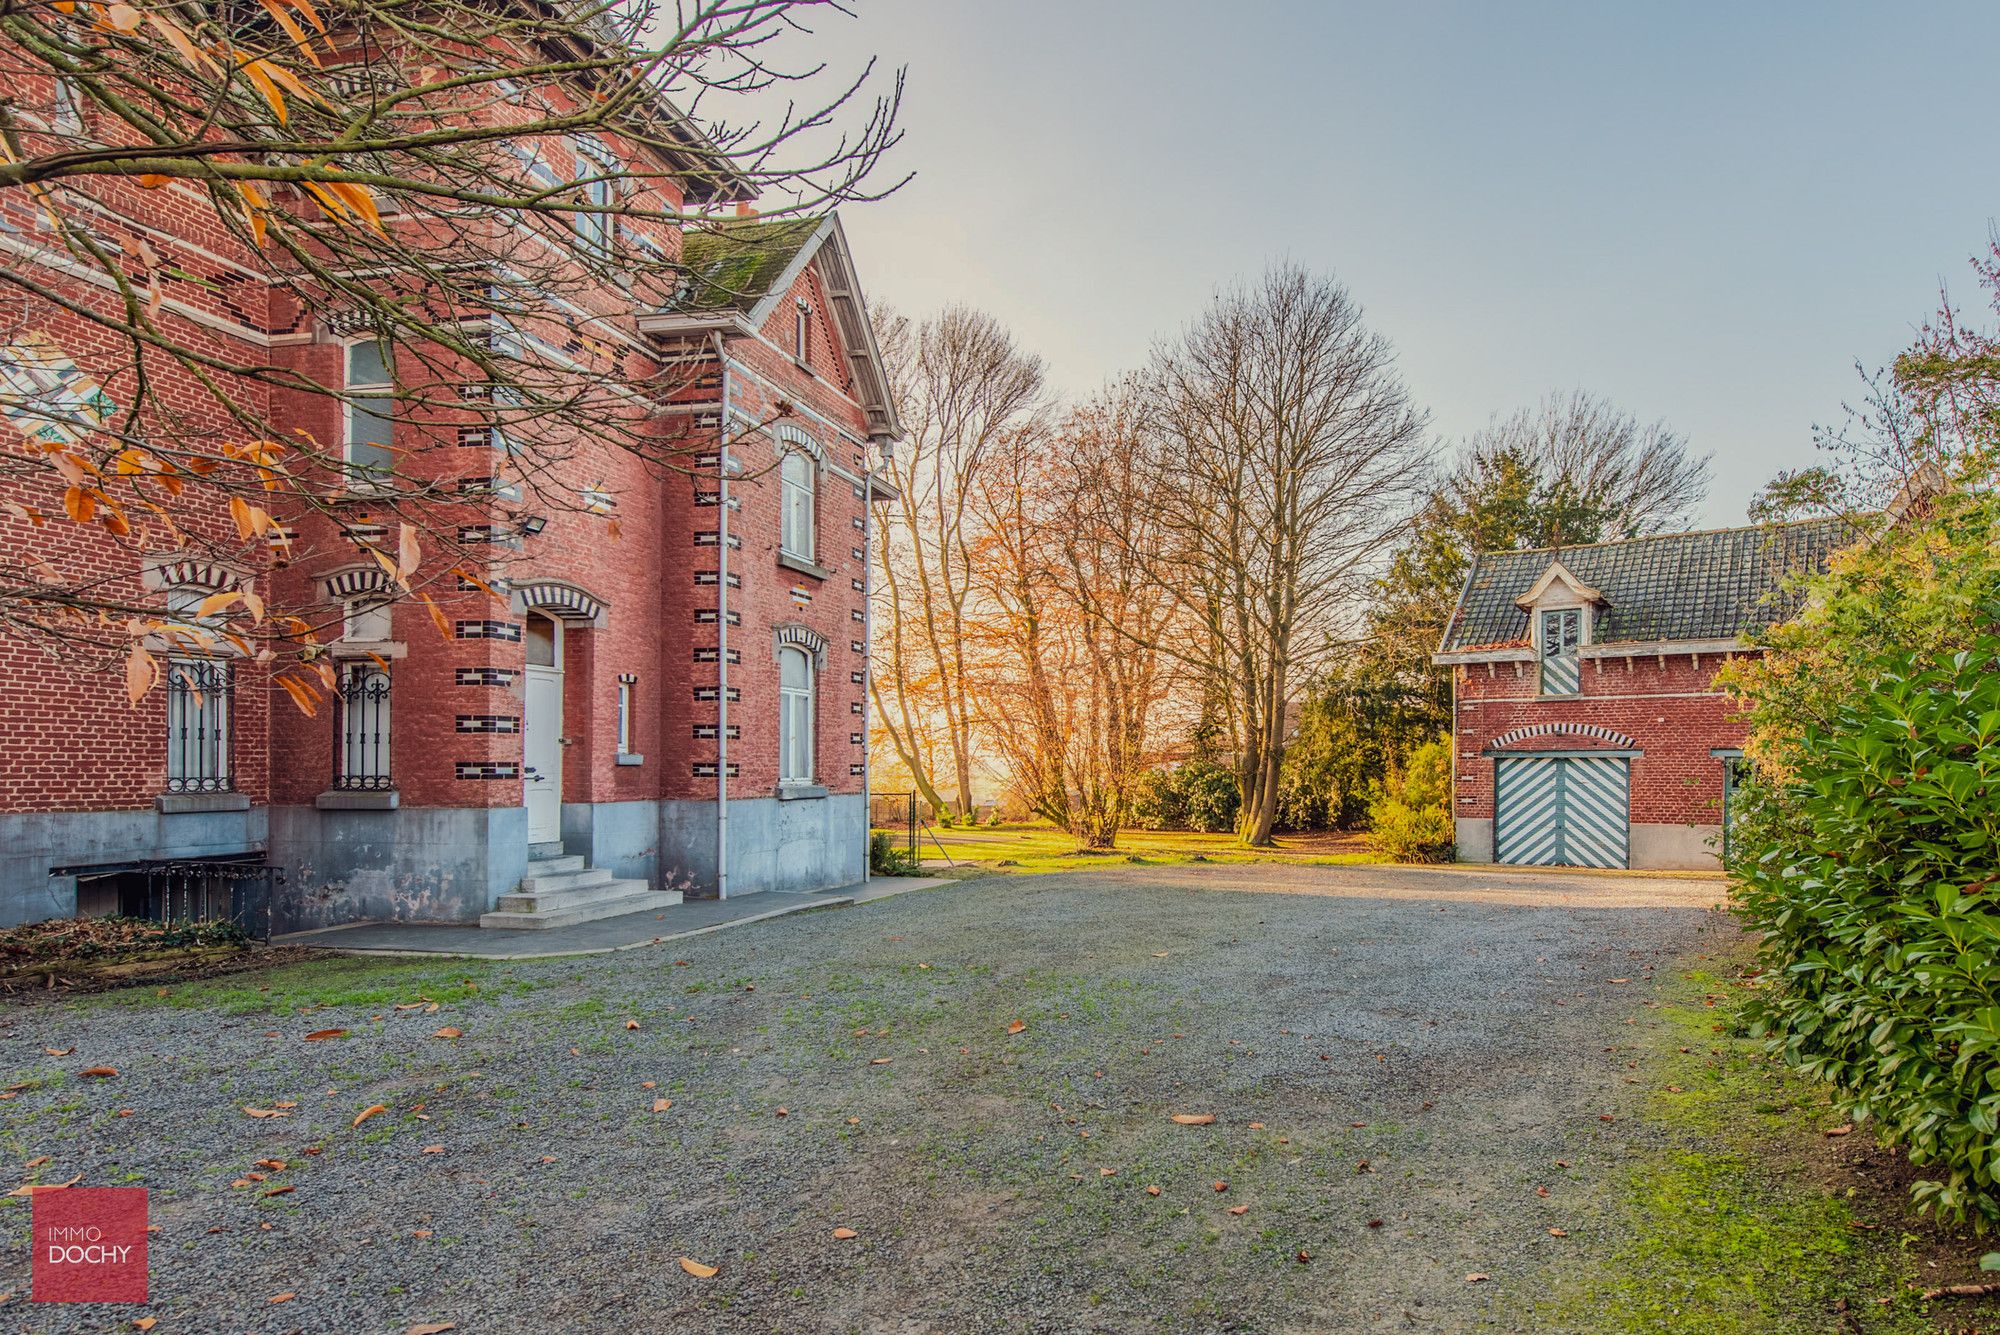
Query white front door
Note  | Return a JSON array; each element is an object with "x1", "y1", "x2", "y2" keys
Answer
[{"x1": 521, "y1": 613, "x2": 563, "y2": 844}]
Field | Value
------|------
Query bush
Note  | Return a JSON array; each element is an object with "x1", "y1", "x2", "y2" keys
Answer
[
  {"x1": 1130, "y1": 757, "x2": 1240, "y2": 834},
  {"x1": 1727, "y1": 483, "x2": 2000, "y2": 1226},
  {"x1": 869, "y1": 831, "x2": 919, "y2": 877},
  {"x1": 1364, "y1": 736, "x2": 1455, "y2": 862},
  {"x1": 1733, "y1": 629, "x2": 2000, "y2": 1226}
]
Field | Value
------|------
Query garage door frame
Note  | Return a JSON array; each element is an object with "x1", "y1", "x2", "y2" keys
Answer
[{"x1": 1491, "y1": 749, "x2": 1636, "y2": 869}]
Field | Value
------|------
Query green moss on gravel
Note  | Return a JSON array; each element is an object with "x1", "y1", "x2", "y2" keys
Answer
[{"x1": 1535, "y1": 943, "x2": 1930, "y2": 1333}]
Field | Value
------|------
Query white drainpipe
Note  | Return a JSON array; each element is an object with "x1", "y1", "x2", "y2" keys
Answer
[{"x1": 712, "y1": 331, "x2": 731, "y2": 900}]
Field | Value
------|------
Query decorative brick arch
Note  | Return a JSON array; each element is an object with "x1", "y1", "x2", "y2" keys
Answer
[
  {"x1": 1487, "y1": 722, "x2": 1638, "y2": 751},
  {"x1": 774, "y1": 622, "x2": 827, "y2": 666},
  {"x1": 511, "y1": 579, "x2": 607, "y2": 626},
  {"x1": 318, "y1": 563, "x2": 393, "y2": 601}
]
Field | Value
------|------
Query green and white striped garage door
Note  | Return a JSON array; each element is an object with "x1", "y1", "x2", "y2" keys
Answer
[{"x1": 1494, "y1": 755, "x2": 1630, "y2": 868}]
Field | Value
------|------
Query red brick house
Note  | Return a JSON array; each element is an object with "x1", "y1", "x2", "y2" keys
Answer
[
  {"x1": 1433, "y1": 519, "x2": 1848, "y2": 870},
  {"x1": 0, "y1": 68, "x2": 898, "y2": 929}
]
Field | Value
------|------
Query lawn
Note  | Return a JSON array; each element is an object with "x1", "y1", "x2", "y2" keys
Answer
[{"x1": 881, "y1": 819, "x2": 1385, "y2": 874}]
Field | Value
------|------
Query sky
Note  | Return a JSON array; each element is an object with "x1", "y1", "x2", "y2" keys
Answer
[{"x1": 756, "y1": 1, "x2": 1999, "y2": 527}]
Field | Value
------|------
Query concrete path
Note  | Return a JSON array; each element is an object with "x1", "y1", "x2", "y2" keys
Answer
[{"x1": 276, "y1": 875, "x2": 957, "y2": 959}]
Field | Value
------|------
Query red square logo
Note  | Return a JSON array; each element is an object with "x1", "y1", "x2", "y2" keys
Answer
[{"x1": 32, "y1": 1188, "x2": 147, "y2": 1304}]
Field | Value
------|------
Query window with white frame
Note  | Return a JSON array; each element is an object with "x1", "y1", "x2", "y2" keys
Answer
[
  {"x1": 780, "y1": 449, "x2": 815, "y2": 560},
  {"x1": 778, "y1": 646, "x2": 814, "y2": 784},
  {"x1": 1539, "y1": 607, "x2": 1582, "y2": 696},
  {"x1": 343, "y1": 598, "x2": 392, "y2": 642},
  {"x1": 794, "y1": 299, "x2": 811, "y2": 362},
  {"x1": 164, "y1": 658, "x2": 233, "y2": 793},
  {"x1": 343, "y1": 338, "x2": 395, "y2": 478},
  {"x1": 616, "y1": 680, "x2": 634, "y2": 755},
  {"x1": 573, "y1": 138, "x2": 616, "y2": 257}
]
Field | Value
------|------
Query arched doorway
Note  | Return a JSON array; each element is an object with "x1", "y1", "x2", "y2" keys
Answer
[{"x1": 522, "y1": 610, "x2": 563, "y2": 845}]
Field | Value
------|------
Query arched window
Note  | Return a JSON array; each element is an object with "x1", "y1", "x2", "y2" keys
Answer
[
  {"x1": 780, "y1": 449, "x2": 815, "y2": 560},
  {"x1": 778, "y1": 645, "x2": 814, "y2": 784}
]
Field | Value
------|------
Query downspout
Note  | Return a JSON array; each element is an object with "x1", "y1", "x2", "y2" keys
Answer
[
  {"x1": 712, "y1": 331, "x2": 731, "y2": 900},
  {"x1": 860, "y1": 443, "x2": 875, "y2": 886}
]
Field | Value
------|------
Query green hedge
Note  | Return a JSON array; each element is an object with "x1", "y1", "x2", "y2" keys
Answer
[{"x1": 1733, "y1": 629, "x2": 2000, "y2": 1225}]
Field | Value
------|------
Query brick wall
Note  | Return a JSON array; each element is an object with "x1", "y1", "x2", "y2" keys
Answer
[{"x1": 1451, "y1": 648, "x2": 1753, "y2": 826}]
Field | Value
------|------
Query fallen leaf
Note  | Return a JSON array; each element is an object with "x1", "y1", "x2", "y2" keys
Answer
[
  {"x1": 1552, "y1": 1159, "x2": 1570, "y2": 1169},
  {"x1": 78, "y1": 1067, "x2": 118, "y2": 1079},
  {"x1": 641, "y1": 1081, "x2": 656, "y2": 1089},
  {"x1": 1367, "y1": 1218, "x2": 1384, "y2": 1228},
  {"x1": 1212, "y1": 1180, "x2": 1228, "y2": 1193},
  {"x1": 1248, "y1": 1121, "x2": 1265, "y2": 1130},
  {"x1": 1146, "y1": 1185, "x2": 1161, "y2": 1196},
  {"x1": 1007, "y1": 1019, "x2": 1026, "y2": 1035},
  {"x1": 264, "y1": 1185, "x2": 294, "y2": 1197},
  {"x1": 393, "y1": 1003, "x2": 425, "y2": 1011},
  {"x1": 1151, "y1": 951, "x2": 1169, "y2": 958},
  {"x1": 869, "y1": 1057, "x2": 892, "y2": 1066},
  {"x1": 1465, "y1": 1273, "x2": 1490, "y2": 1284},
  {"x1": 268, "y1": 1292, "x2": 297, "y2": 1304},
  {"x1": 1171, "y1": 1113, "x2": 1217, "y2": 1126},
  {"x1": 408, "y1": 1321, "x2": 455, "y2": 1333},
  {"x1": 303, "y1": 1029, "x2": 347, "y2": 1042},
  {"x1": 774, "y1": 1107, "x2": 788, "y2": 1118},
  {"x1": 1824, "y1": 1125, "x2": 1853, "y2": 1137},
  {"x1": 678, "y1": 1257, "x2": 718, "y2": 1278},
  {"x1": 1296, "y1": 1248, "x2": 1312, "y2": 1263},
  {"x1": 1597, "y1": 1114, "x2": 1615, "y2": 1123},
  {"x1": 1548, "y1": 1227, "x2": 1569, "y2": 1237},
  {"x1": 24, "y1": 1158, "x2": 48, "y2": 1169},
  {"x1": 116, "y1": 1109, "x2": 134, "y2": 1118},
  {"x1": 432, "y1": 1027, "x2": 462, "y2": 1040},
  {"x1": 831, "y1": 1227, "x2": 858, "y2": 1240},
  {"x1": 1227, "y1": 1204, "x2": 1249, "y2": 1215},
  {"x1": 1535, "y1": 1185, "x2": 1550, "y2": 1197},
  {"x1": 1608, "y1": 978, "x2": 1630, "y2": 985},
  {"x1": 242, "y1": 1107, "x2": 289, "y2": 1119},
  {"x1": 625, "y1": 1019, "x2": 640, "y2": 1031},
  {"x1": 256, "y1": 1159, "x2": 286, "y2": 1171},
  {"x1": 7, "y1": 1172, "x2": 82, "y2": 1197},
  {"x1": 421, "y1": 1145, "x2": 444, "y2": 1154},
  {"x1": 651, "y1": 1098, "x2": 672, "y2": 1113},
  {"x1": 352, "y1": 1103, "x2": 387, "y2": 1128},
  {"x1": 275, "y1": 1101, "x2": 298, "y2": 1109},
  {"x1": 411, "y1": 1230, "x2": 434, "y2": 1239},
  {"x1": 43, "y1": 1048, "x2": 72, "y2": 1057},
  {"x1": 136, "y1": 1320, "x2": 159, "y2": 1331}
]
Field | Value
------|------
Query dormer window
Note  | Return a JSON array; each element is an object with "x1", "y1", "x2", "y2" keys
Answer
[{"x1": 1540, "y1": 607, "x2": 1582, "y2": 695}]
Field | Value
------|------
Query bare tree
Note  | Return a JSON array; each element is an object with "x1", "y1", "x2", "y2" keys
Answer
[
  {"x1": 1142, "y1": 265, "x2": 1428, "y2": 846},
  {"x1": 1455, "y1": 390, "x2": 1709, "y2": 537},
  {"x1": 868, "y1": 303, "x2": 1043, "y2": 817},
  {"x1": 0, "y1": 0, "x2": 902, "y2": 701},
  {"x1": 969, "y1": 386, "x2": 1174, "y2": 847}
]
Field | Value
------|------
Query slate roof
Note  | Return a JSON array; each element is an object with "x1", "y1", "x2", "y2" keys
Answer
[
  {"x1": 674, "y1": 218, "x2": 824, "y2": 313},
  {"x1": 1438, "y1": 517, "x2": 1856, "y2": 653}
]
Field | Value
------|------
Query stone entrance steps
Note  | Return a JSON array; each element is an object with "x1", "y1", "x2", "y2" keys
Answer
[{"x1": 478, "y1": 850, "x2": 680, "y2": 930}]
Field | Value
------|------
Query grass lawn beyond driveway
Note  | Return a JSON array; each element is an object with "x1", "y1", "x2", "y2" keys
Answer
[{"x1": 0, "y1": 863, "x2": 1969, "y2": 1333}]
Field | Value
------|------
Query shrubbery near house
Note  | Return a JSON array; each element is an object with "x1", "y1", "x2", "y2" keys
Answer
[
  {"x1": 868, "y1": 832, "x2": 921, "y2": 877},
  {"x1": 1728, "y1": 486, "x2": 2000, "y2": 1225},
  {"x1": 1364, "y1": 735, "x2": 1456, "y2": 862},
  {"x1": 1129, "y1": 757, "x2": 1241, "y2": 834}
]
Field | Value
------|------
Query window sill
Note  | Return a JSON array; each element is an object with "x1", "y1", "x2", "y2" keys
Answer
[
  {"x1": 316, "y1": 789, "x2": 399, "y2": 810},
  {"x1": 157, "y1": 792, "x2": 250, "y2": 814},
  {"x1": 615, "y1": 753, "x2": 645, "y2": 767},
  {"x1": 776, "y1": 783, "x2": 828, "y2": 801},
  {"x1": 330, "y1": 640, "x2": 408, "y2": 660},
  {"x1": 777, "y1": 551, "x2": 830, "y2": 581}
]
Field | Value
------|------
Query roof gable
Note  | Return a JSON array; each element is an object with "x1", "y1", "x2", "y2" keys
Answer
[
  {"x1": 665, "y1": 213, "x2": 900, "y2": 441},
  {"x1": 1438, "y1": 517, "x2": 1856, "y2": 654}
]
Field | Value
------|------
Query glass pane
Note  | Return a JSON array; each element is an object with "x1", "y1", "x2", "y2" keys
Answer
[
  {"x1": 780, "y1": 647, "x2": 808, "y2": 689},
  {"x1": 525, "y1": 613, "x2": 557, "y2": 667},
  {"x1": 347, "y1": 339, "x2": 390, "y2": 387}
]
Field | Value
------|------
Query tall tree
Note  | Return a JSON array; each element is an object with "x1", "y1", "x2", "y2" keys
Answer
[
  {"x1": 1142, "y1": 265, "x2": 1429, "y2": 846},
  {"x1": 0, "y1": 0, "x2": 902, "y2": 692},
  {"x1": 969, "y1": 385, "x2": 1174, "y2": 847},
  {"x1": 869, "y1": 304, "x2": 1044, "y2": 817}
]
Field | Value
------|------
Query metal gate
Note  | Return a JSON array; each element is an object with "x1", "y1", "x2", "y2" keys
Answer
[{"x1": 1495, "y1": 755, "x2": 1630, "y2": 869}]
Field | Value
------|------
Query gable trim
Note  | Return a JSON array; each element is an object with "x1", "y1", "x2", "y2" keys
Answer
[{"x1": 1513, "y1": 558, "x2": 1604, "y2": 610}]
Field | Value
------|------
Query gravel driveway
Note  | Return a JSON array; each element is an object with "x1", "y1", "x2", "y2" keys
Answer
[{"x1": 0, "y1": 863, "x2": 1731, "y2": 1333}]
